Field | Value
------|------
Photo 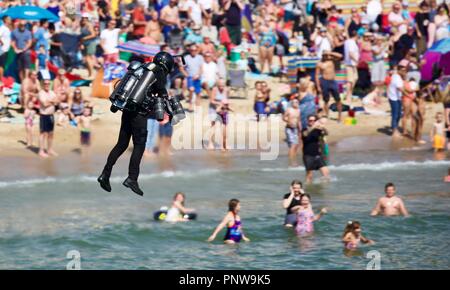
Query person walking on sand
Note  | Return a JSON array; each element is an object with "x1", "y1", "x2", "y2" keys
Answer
[
  {"x1": 315, "y1": 50, "x2": 343, "y2": 122},
  {"x1": 283, "y1": 98, "x2": 302, "y2": 167},
  {"x1": 371, "y1": 182, "x2": 409, "y2": 217},
  {"x1": 302, "y1": 115, "x2": 330, "y2": 183}
]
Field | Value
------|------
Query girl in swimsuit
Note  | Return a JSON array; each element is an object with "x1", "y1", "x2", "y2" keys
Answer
[
  {"x1": 342, "y1": 221, "x2": 374, "y2": 250},
  {"x1": 207, "y1": 199, "x2": 250, "y2": 244},
  {"x1": 165, "y1": 192, "x2": 196, "y2": 223},
  {"x1": 292, "y1": 194, "x2": 327, "y2": 236},
  {"x1": 24, "y1": 101, "x2": 36, "y2": 147}
]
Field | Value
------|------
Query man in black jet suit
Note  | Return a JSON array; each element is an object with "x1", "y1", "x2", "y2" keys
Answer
[{"x1": 97, "y1": 52, "x2": 175, "y2": 196}]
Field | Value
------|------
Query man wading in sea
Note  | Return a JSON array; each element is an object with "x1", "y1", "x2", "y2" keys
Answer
[{"x1": 371, "y1": 182, "x2": 409, "y2": 217}]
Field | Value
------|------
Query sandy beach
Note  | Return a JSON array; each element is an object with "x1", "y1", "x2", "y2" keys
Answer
[{"x1": 0, "y1": 74, "x2": 445, "y2": 160}]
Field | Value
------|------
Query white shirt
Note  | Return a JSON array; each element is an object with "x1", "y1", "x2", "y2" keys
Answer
[
  {"x1": 0, "y1": 24, "x2": 11, "y2": 54},
  {"x1": 314, "y1": 35, "x2": 331, "y2": 58},
  {"x1": 199, "y1": 0, "x2": 214, "y2": 10},
  {"x1": 185, "y1": 0, "x2": 203, "y2": 26},
  {"x1": 344, "y1": 38, "x2": 359, "y2": 66},
  {"x1": 367, "y1": 0, "x2": 382, "y2": 23},
  {"x1": 100, "y1": 28, "x2": 120, "y2": 54},
  {"x1": 201, "y1": 61, "x2": 218, "y2": 83},
  {"x1": 388, "y1": 12, "x2": 407, "y2": 35},
  {"x1": 387, "y1": 73, "x2": 404, "y2": 101}
]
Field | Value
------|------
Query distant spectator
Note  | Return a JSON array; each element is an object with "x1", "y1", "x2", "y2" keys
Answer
[
  {"x1": 144, "y1": 10, "x2": 162, "y2": 44},
  {"x1": 80, "y1": 13, "x2": 97, "y2": 78},
  {"x1": 0, "y1": 15, "x2": 12, "y2": 83},
  {"x1": 201, "y1": 52, "x2": 218, "y2": 99},
  {"x1": 161, "y1": 0, "x2": 180, "y2": 42},
  {"x1": 11, "y1": 20, "x2": 33, "y2": 81},
  {"x1": 100, "y1": 19, "x2": 120, "y2": 64},
  {"x1": 38, "y1": 79, "x2": 58, "y2": 158},
  {"x1": 224, "y1": 0, "x2": 244, "y2": 45},
  {"x1": 53, "y1": 68, "x2": 70, "y2": 105},
  {"x1": 184, "y1": 44, "x2": 204, "y2": 110},
  {"x1": 132, "y1": 2, "x2": 147, "y2": 39},
  {"x1": 388, "y1": 2, "x2": 408, "y2": 36}
]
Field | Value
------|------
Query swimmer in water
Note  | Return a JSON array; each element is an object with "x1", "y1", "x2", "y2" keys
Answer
[
  {"x1": 444, "y1": 168, "x2": 450, "y2": 183},
  {"x1": 165, "y1": 192, "x2": 196, "y2": 222},
  {"x1": 292, "y1": 194, "x2": 327, "y2": 236},
  {"x1": 342, "y1": 221, "x2": 374, "y2": 250},
  {"x1": 371, "y1": 183, "x2": 409, "y2": 217},
  {"x1": 207, "y1": 199, "x2": 250, "y2": 244},
  {"x1": 282, "y1": 180, "x2": 305, "y2": 228}
]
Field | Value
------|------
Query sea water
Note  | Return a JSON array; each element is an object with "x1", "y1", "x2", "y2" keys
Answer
[{"x1": 0, "y1": 138, "x2": 449, "y2": 269}]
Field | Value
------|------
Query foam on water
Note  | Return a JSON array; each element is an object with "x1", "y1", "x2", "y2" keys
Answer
[{"x1": 1, "y1": 160, "x2": 448, "y2": 189}]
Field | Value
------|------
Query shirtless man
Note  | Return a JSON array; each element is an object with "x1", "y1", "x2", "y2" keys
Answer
[
  {"x1": 53, "y1": 69, "x2": 71, "y2": 105},
  {"x1": 20, "y1": 70, "x2": 41, "y2": 109},
  {"x1": 371, "y1": 183, "x2": 409, "y2": 217},
  {"x1": 315, "y1": 50, "x2": 343, "y2": 122},
  {"x1": 283, "y1": 98, "x2": 301, "y2": 167},
  {"x1": 160, "y1": 0, "x2": 180, "y2": 41}
]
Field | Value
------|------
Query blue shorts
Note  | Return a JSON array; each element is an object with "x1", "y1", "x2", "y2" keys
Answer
[
  {"x1": 187, "y1": 77, "x2": 202, "y2": 94},
  {"x1": 285, "y1": 127, "x2": 299, "y2": 148},
  {"x1": 159, "y1": 122, "x2": 173, "y2": 138}
]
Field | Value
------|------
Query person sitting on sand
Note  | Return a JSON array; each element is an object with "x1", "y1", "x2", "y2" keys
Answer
[
  {"x1": 207, "y1": 199, "x2": 250, "y2": 244},
  {"x1": 371, "y1": 182, "x2": 409, "y2": 216},
  {"x1": 282, "y1": 180, "x2": 305, "y2": 227},
  {"x1": 342, "y1": 220, "x2": 374, "y2": 250},
  {"x1": 292, "y1": 194, "x2": 327, "y2": 236}
]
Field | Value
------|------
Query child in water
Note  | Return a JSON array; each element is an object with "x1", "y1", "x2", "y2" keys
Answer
[
  {"x1": 24, "y1": 100, "x2": 36, "y2": 147},
  {"x1": 342, "y1": 221, "x2": 374, "y2": 250},
  {"x1": 431, "y1": 112, "x2": 446, "y2": 152},
  {"x1": 165, "y1": 192, "x2": 196, "y2": 222},
  {"x1": 293, "y1": 194, "x2": 327, "y2": 236},
  {"x1": 207, "y1": 199, "x2": 250, "y2": 244}
]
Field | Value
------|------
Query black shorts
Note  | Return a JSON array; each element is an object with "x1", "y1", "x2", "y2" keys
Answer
[
  {"x1": 0, "y1": 52, "x2": 7, "y2": 67},
  {"x1": 39, "y1": 114, "x2": 54, "y2": 133},
  {"x1": 303, "y1": 155, "x2": 326, "y2": 171},
  {"x1": 17, "y1": 51, "x2": 31, "y2": 71},
  {"x1": 284, "y1": 213, "x2": 297, "y2": 226},
  {"x1": 320, "y1": 78, "x2": 340, "y2": 103},
  {"x1": 81, "y1": 130, "x2": 91, "y2": 145}
]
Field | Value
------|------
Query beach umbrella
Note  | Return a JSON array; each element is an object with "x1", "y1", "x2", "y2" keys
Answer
[
  {"x1": 0, "y1": 6, "x2": 59, "y2": 22},
  {"x1": 117, "y1": 40, "x2": 160, "y2": 57}
]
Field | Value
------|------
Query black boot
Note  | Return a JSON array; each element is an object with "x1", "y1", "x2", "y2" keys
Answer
[
  {"x1": 97, "y1": 172, "x2": 111, "y2": 192},
  {"x1": 123, "y1": 177, "x2": 144, "y2": 196}
]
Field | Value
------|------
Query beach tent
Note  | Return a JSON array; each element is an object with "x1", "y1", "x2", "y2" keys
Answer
[
  {"x1": 421, "y1": 38, "x2": 450, "y2": 82},
  {"x1": 0, "y1": 6, "x2": 60, "y2": 22}
]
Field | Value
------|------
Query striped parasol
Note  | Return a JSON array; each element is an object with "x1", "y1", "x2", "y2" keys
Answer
[{"x1": 117, "y1": 41, "x2": 160, "y2": 57}]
